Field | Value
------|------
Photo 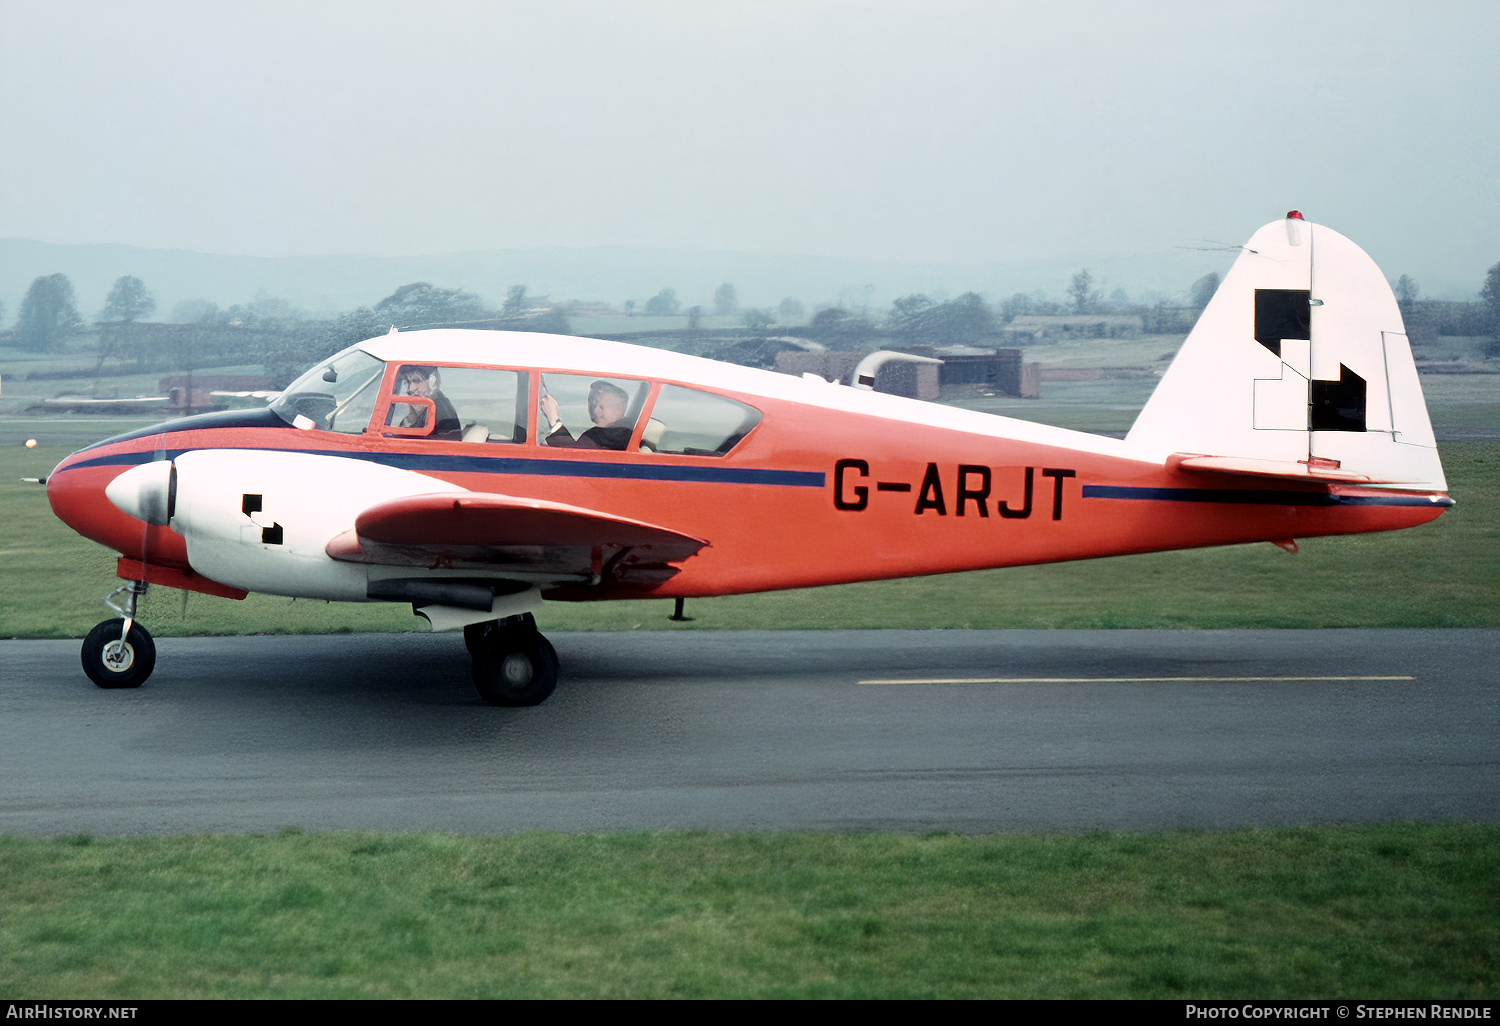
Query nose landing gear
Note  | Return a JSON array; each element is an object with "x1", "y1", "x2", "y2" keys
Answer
[
  {"x1": 464, "y1": 613, "x2": 559, "y2": 707},
  {"x1": 82, "y1": 581, "x2": 155, "y2": 689}
]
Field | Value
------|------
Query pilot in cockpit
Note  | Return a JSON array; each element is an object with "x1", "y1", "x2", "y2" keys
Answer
[
  {"x1": 541, "y1": 379, "x2": 633, "y2": 450},
  {"x1": 398, "y1": 366, "x2": 462, "y2": 438}
]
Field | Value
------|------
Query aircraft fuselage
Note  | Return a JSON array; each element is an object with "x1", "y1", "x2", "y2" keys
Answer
[{"x1": 48, "y1": 336, "x2": 1447, "y2": 604}]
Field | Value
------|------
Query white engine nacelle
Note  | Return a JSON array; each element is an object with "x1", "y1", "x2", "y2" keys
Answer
[{"x1": 167, "y1": 449, "x2": 464, "y2": 599}]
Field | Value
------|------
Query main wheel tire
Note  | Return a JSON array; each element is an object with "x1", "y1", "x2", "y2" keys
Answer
[
  {"x1": 471, "y1": 626, "x2": 558, "y2": 707},
  {"x1": 464, "y1": 613, "x2": 538, "y2": 659},
  {"x1": 463, "y1": 620, "x2": 496, "y2": 659},
  {"x1": 81, "y1": 619, "x2": 156, "y2": 689}
]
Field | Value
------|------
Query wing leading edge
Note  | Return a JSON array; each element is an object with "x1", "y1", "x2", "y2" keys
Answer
[{"x1": 325, "y1": 491, "x2": 708, "y2": 586}]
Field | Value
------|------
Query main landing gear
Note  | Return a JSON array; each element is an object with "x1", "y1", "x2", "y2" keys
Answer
[
  {"x1": 463, "y1": 612, "x2": 559, "y2": 707},
  {"x1": 82, "y1": 581, "x2": 155, "y2": 689}
]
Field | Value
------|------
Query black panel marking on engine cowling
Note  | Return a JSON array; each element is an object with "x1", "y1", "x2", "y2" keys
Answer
[{"x1": 241, "y1": 492, "x2": 282, "y2": 543}]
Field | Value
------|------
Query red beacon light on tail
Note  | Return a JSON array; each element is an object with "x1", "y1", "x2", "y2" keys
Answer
[{"x1": 1284, "y1": 209, "x2": 1306, "y2": 244}]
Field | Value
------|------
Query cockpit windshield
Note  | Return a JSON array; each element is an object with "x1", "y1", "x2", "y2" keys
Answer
[{"x1": 270, "y1": 350, "x2": 386, "y2": 433}]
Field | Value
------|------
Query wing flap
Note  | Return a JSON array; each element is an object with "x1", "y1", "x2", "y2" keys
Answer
[{"x1": 326, "y1": 491, "x2": 707, "y2": 584}]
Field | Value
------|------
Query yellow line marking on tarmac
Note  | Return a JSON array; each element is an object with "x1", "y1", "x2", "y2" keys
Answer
[{"x1": 858, "y1": 676, "x2": 1416, "y2": 685}]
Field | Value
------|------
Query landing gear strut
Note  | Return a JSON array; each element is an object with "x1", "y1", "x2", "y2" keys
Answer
[
  {"x1": 465, "y1": 613, "x2": 559, "y2": 707},
  {"x1": 82, "y1": 581, "x2": 155, "y2": 689}
]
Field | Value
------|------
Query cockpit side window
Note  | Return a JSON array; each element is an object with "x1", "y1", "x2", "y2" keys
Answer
[
  {"x1": 383, "y1": 365, "x2": 529, "y2": 443},
  {"x1": 441, "y1": 366, "x2": 528, "y2": 444},
  {"x1": 537, "y1": 374, "x2": 649, "y2": 450},
  {"x1": 644, "y1": 385, "x2": 762, "y2": 456}
]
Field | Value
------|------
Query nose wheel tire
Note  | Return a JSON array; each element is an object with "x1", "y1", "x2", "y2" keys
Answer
[
  {"x1": 81, "y1": 619, "x2": 156, "y2": 689},
  {"x1": 471, "y1": 624, "x2": 558, "y2": 707}
]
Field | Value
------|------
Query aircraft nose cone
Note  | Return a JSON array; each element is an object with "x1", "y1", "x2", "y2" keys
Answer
[{"x1": 105, "y1": 459, "x2": 175, "y2": 526}]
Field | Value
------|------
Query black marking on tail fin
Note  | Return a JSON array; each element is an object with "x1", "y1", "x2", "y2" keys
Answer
[
  {"x1": 1254, "y1": 289, "x2": 1311, "y2": 356},
  {"x1": 242, "y1": 494, "x2": 262, "y2": 516},
  {"x1": 1310, "y1": 365, "x2": 1366, "y2": 432}
]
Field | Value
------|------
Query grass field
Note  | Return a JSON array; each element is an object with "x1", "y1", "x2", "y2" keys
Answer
[{"x1": 3, "y1": 825, "x2": 1496, "y2": 999}]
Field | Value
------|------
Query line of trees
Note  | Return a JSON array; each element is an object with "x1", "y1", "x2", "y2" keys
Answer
[
  {"x1": 0, "y1": 267, "x2": 1217, "y2": 355},
  {"x1": 3, "y1": 273, "x2": 578, "y2": 381},
  {"x1": 9, "y1": 260, "x2": 1500, "y2": 370}
]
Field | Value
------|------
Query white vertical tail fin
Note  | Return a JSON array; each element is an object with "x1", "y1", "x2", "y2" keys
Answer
[{"x1": 1125, "y1": 213, "x2": 1445, "y2": 491}]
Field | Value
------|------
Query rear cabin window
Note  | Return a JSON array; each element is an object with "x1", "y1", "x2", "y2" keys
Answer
[
  {"x1": 384, "y1": 365, "x2": 528, "y2": 443},
  {"x1": 644, "y1": 385, "x2": 761, "y2": 456},
  {"x1": 538, "y1": 374, "x2": 650, "y2": 451}
]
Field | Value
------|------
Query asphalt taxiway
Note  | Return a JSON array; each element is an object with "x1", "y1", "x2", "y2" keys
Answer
[{"x1": 2, "y1": 629, "x2": 1496, "y2": 836}]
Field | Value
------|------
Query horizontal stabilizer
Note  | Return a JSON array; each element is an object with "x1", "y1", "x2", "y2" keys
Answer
[
  {"x1": 327, "y1": 491, "x2": 707, "y2": 585},
  {"x1": 1167, "y1": 453, "x2": 1387, "y2": 484}
]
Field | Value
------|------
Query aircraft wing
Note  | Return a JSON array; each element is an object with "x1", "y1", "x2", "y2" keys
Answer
[{"x1": 325, "y1": 491, "x2": 708, "y2": 586}]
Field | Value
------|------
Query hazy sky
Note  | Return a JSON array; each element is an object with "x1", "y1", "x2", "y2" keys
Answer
[{"x1": 2, "y1": 0, "x2": 1496, "y2": 286}]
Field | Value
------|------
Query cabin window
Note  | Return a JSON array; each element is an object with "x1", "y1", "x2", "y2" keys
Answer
[
  {"x1": 537, "y1": 374, "x2": 649, "y2": 450},
  {"x1": 270, "y1": 350, "x2": 386, "y2": 433},
  {"x1": 644, "y1": 385, "x2": 761, "y2": 456},
  {"x1": 384, "y1": 365, "x2": 529, "y2": 443}
]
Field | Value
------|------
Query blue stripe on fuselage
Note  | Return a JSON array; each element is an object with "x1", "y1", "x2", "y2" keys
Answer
[
  {"x1": 1082, "y1": 485, "x2": 1451, "y2": 508},
  {"x1": 59, "y1": 444, "x2": 826, "y2": 488}
]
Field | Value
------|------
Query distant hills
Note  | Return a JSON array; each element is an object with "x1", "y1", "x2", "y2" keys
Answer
[{"x1": 1, "y1": 237, "x2": 1247, "y2": 325}]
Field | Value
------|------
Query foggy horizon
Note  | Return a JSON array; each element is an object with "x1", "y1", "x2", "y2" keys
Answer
[{"x1": 3, "y1": 0, "x2": 1497, "y2": 295}]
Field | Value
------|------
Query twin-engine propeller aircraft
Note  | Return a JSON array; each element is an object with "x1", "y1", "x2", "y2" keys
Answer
[{"x1": 47, "y1": 213, "x2": 1451, "y2": 706}]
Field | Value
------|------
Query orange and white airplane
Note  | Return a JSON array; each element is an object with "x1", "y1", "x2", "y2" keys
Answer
[{"x1": 47, "y1": 213, "x2": 1451, "y2": 705}]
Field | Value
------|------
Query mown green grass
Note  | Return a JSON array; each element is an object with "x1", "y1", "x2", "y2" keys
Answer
[
  {"x1": 3, "y1": 440, "x2": 1496, "y2": 638},
  {"x1": 1420, "y1": 373, "x2": 1500, "y2": 437},
  {"x1": 2, "y1": 825, "x2": 1495, "y2": 999}
]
